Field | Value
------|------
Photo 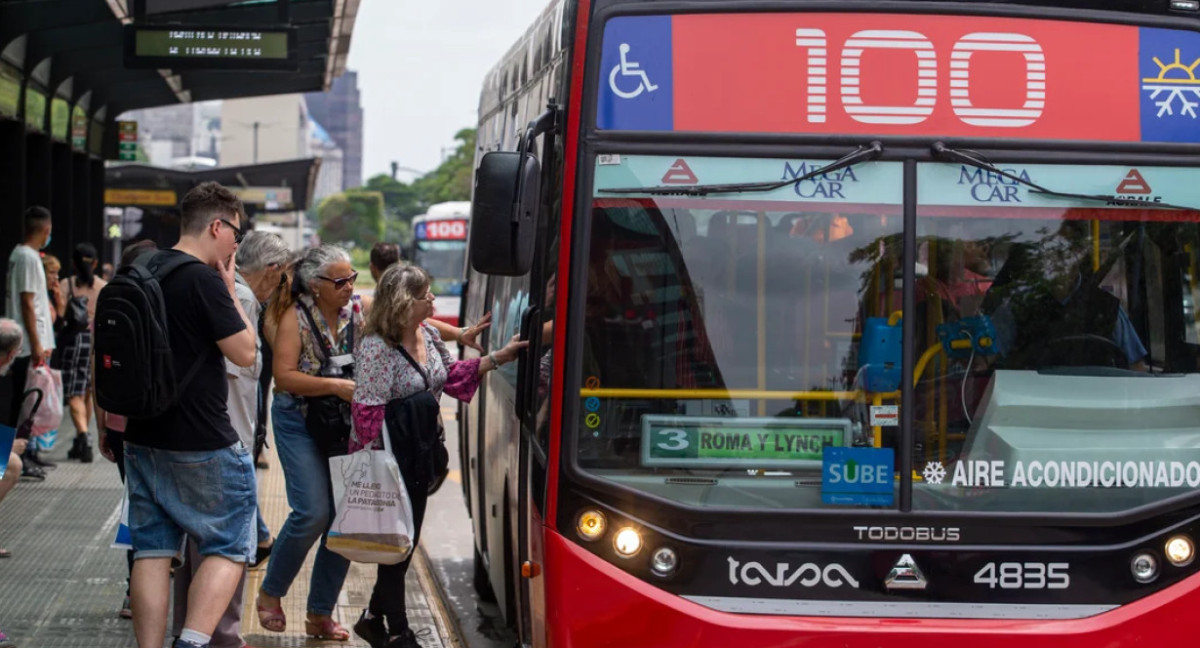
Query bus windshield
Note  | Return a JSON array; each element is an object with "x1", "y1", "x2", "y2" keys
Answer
[
  {"x1": 577, "y1": 154, "x2": 1200, "y2": 514},
  {"x1": 414, "y1": 240, "x2": 467, "y2": 296}
]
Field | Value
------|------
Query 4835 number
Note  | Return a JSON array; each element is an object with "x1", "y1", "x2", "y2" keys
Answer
[{"x1": 973, "y1": 562, "x2": 1069, "y2": 590}]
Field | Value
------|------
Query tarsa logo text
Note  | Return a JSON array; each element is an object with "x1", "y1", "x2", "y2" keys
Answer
[{"x1": 727, "y1": 557, "x2": 860, "y2": 589}]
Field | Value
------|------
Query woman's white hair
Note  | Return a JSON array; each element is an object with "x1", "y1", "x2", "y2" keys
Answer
[
  {"x1": 235, "y1": 231, "x2": 291, "y2": 273},
  {"x1": 294, "y1": 244, "x2": 351, "y2": 295}
]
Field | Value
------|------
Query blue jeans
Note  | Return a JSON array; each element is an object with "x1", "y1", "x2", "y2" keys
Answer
[
  {"x1": 124, "y1": 440, "x2": 256, "y2": 564},
  {"x1": 260, "y1": 393, "x2": 349, "y2": 615}
]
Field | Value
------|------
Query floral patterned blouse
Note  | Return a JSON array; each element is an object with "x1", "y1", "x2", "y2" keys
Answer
[
  {"x1": 282, "y1": 293, "x2": 364, "y2": 395},
  {"x1": 349, "y1": 322, "x2": 482, "y2": 452}
]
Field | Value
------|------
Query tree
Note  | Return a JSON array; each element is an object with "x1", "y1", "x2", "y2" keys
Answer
[
  {"x1": 316, "y1": 190, "x2": 385, "y2": 249},
  {"x1": 412, "y1": 128, "x2": 476, "y2": 204}
]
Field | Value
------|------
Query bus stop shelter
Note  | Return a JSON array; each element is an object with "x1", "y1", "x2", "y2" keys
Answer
[
  {"x1": 0, "y1": 0, "x2": 358, "y2": 422},
  {"x1": 0, "y1": 0, "x2": 356, "y2": 268},
  {"x1": 103, "y1": 156, "x2": 321, "y2": 252}
]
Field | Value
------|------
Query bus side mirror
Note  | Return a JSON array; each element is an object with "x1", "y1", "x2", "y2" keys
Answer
[{"x1": 470, "y1": 150, "x2": 540, "y2": 276}]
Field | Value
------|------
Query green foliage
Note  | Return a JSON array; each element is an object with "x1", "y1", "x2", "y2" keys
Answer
[
  {"x1": 356, "y1": 128, "x2": 476, "y2": 248},
  {"x1": 316, "y1": 189, "x2": 385, "y2": 249},
  {"x1": 411, "y1": 128, "x2": 476, "y2": 205}
]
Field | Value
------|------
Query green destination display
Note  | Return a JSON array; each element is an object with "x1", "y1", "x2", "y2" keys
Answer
[
  {"x1": 640, "y1": 415, "x2": 849, "y2": 469},
  {"x1": 124, "y1": 25, "x2": 297, "y2": 70}
]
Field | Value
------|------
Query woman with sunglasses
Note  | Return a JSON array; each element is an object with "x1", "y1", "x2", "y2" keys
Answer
[{"x1": 256, "y1": 244, "x2": 361, "y2": 641}]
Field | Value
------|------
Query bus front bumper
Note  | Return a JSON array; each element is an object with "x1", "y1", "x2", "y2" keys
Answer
[{"x1": 542, "y1": 530, "x2": 1200, "y2": 647}]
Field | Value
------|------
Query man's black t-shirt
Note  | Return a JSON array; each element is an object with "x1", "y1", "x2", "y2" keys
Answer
[{"x1": 125, "y1": 250, "x2": 247, "y2": 451}]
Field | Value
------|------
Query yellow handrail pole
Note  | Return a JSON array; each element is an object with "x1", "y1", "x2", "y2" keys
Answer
[
  {"x1": 757, "y1": 212, "x2": 767, "y2": 416},
  {"x1": 913, "y1": 344, "x2": 945, "y2": 388},
  {"x1": 822, "y1": 262, "x2": 833, "y2": 417},
  {"x1": 804, "y1": 264, "x2": 812, "y2": 401},
  {"x1": 939, "y1": 351, "x2": 949, "y2": 464},
  {"x1": 1092, "y1": 219, "x2": 1101, "y2": 273},
  {"x1": 872, "y1": 392, "x2": 884, "y2": 448}
]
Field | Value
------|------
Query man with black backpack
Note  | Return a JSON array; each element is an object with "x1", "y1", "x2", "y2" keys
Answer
[{"x1": 94, "y1": 182, "x2": 258, "y2": 648}]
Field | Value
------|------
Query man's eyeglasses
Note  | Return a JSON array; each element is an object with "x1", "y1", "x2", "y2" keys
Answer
[
  {"x1": 320, "y1": 271, "x2": 359, "y2": 289},
  {"x1": 219, "y1": 219, "x2": 245, "y2": 244}
]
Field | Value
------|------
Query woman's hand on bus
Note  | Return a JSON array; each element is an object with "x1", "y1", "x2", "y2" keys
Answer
[
  {"x1": 458, "y1": 312, "x2": 492, "y2": 352},
  {"x1": 494, "y1": 334, "x2": 529, "y2": 365},
  {"x1": 330, "y1": 378, "x2": 356, "y2": 403}
]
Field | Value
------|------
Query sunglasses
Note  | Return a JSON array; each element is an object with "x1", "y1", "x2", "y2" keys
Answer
[
  {"x1": 319, "y1": 271, "x2": 359, "y2": 289},
  {"x1": 218, "y1": 219, "x2": 245, "y2": 244}
]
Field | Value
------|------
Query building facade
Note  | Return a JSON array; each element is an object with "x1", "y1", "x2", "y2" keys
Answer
[{"x1": 305, "y1": 70, "x2": 363, "y2": 190}]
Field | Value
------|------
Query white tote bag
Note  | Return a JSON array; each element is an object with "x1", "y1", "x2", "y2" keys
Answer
[{"x1": 327, "y1": 420, "x2": 415, "y2": 564}]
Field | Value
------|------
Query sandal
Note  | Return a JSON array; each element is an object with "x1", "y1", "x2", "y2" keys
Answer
[
  {"x1": 305, "y1": 616, "x2": 351, "y2": 641},
  {"x1": 256, "y1": 601, "x2": 286, "y2": 633}
]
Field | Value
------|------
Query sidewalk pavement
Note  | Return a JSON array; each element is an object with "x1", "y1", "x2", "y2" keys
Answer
[{"x1": 0, "y1": 418, "x2": 455, "y2": 648}]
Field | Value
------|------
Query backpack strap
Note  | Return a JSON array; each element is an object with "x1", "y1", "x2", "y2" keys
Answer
[{"x1": 145, "y1": 251, "x2": 217, "y2": 399}]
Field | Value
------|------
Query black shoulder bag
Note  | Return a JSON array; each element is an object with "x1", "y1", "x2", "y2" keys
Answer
[
  {"x1": 386, "y1": 344, "x2": 449, "y2": 495},
  {"x1": 298, "y1": 303, "x2": 355, "y2": 458}
]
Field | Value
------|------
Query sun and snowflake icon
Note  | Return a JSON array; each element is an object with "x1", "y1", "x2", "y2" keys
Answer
[
  {"x1": 923, "y1": 461, "x2": 947, "y2": 485},
  {"x1": 1143, "y1": 48, "x2": 1200, "y2": 119}
]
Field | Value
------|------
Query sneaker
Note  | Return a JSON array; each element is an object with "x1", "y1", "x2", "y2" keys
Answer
[
  {"x1": 0, "y1": 628, "x2": 16, "y2": 648},
  {"x1": 67, "y1": 435, "x2": 82, "y2": 460},
  {"x1": 384, "y1": 628, "x2": 420, "y2": 648},
  {"x1": 353, "y1": 611, "x2": 387, "y2": 648},
  {"x1": 19, "y1": 465, "x2": 45, "y2": 481},
  {"x1": 79, "y1": 442, "x2": 94, "y2": 464},
  {"x1": 119, "y1": 596, "x2": 132, "y2": 619}
]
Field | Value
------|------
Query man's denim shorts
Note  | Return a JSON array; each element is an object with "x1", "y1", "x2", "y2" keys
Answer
[{"x1": 124, "y1": 440, "x2": 257, "y2": 564}]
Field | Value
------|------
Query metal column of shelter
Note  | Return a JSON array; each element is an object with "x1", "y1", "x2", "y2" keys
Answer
[{"x1": 0, "y1": 0, "x2": 360, "y2": 424}]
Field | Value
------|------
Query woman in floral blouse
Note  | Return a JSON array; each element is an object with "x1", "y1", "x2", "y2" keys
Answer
[{"x1": 350, "y1": 263, "x2": 524, "y2": 648}]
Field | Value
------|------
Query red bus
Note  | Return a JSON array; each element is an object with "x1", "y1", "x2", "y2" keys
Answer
[{"x1": 460, "y1": 1, "x2": 1200, "y2": 646}]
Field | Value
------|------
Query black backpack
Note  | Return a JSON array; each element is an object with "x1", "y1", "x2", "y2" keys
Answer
[
  {"x1": 61, "y1": 280, "x2": 89, "y2": 335},
  {"x1": 93, "y1": 252, "x2": 208, "y2": 418}
]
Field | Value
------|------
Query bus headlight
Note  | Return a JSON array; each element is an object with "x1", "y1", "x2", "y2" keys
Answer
[
  {"x1": 650, "y1": 547, "x2": 678, "y2": 577},
  {"x1": 1132, "y1": 552, "x2": 1159, "y2": 583},
  {"x1": 613, "y1": 527, "x2": 642, "y2": 557},
  {"x1": 1166, "y1": 535, "x2": 1195, "y2": 567},
  {"x1": 576, "y1": 510, "x2": 607, "y2": 542}
]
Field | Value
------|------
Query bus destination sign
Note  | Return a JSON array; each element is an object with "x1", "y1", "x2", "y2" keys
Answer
[
  {"x1": 598, "y1": 13, "x2": 1200, "y2": 144},
  {"x1": 124, "y1": 24, "x2": 298, "y2": 70},
  {"x1": 640, "y1": 415, "x2": 849, "y2": 469},
  {"x1": 415, "y1": 219, "x2": 468, "y2": 241}
]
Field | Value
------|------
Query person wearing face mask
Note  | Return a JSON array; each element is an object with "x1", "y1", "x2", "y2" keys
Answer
[
  {"x1": 5, "y1": 207, "x2": 55, "y2": 424},
  {"x1": 5, "y1": 207, "x2": 56, "y2": 477}
]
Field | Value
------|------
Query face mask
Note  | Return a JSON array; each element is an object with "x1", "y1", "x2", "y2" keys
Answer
[{"x1": 41, "y1": 234, "x2": 52, "y2": 250}]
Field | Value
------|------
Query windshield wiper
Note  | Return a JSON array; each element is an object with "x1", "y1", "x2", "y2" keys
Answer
[
  {"x1": 599, "y1": 141, "x2": 884, "y2": 197},
  {"x1": 931, "y1": 142, "x2": 1200, "y2": 212}
]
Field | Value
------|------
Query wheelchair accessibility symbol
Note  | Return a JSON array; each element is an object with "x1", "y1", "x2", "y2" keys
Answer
[{"x1": 609, "y1": 43, "x2": 659, "y2": 99}]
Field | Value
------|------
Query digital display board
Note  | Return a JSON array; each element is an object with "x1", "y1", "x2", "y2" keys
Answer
[
  {"x1": 415, "y1": 219, "x2": 468, "y2": 241},
  {"x1": 598, "y1": 13, "x2": 1200, "y2": 144},
  {"x1": 123, "y1": 24, "x2": 298, "y2": 70},
  {"x1": 640, "y1": 415, "x2": 849, "y2": 469}
]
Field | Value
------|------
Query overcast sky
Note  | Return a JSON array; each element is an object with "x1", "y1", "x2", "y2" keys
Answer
[{"x1": 346, "y1": 0, "x2": 550, "y2": 183}]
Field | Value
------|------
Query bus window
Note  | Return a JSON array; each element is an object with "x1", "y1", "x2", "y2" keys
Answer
[
  {"x1": 578, "y1": 155, "x2": 904, "y2": 509},
  {"x1": 912, "y1": 162, "x2": 1200, "y2": 513}
]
